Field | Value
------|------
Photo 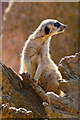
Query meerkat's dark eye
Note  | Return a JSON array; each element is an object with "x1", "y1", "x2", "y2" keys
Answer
[
  {"x1": 44, "y1": 26, "x2": 50, "y2": 35},
  {"x1": 54, "y1": 22, "x2": 61, "y2": 28}
]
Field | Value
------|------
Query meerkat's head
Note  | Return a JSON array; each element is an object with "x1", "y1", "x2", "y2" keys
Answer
[{"x1": 35, "y1": 19, "x2": 67, "y2": 39}]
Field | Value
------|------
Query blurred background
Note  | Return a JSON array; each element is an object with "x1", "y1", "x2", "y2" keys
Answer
[{"x1": 2, "y1": 2, "x2": 78, "y2": 73}]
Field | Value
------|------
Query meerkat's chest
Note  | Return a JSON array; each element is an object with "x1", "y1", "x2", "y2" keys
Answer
[{"x1": 40, "y1": 41, "x2": 50, "y2": 57}]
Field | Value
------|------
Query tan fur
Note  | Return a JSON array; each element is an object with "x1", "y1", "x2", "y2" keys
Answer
[{"x1": 20, "y1": 19, "x2": 66, "y2": 95}]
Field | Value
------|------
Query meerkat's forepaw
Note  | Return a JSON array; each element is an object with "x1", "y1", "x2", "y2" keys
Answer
[
  {"x1": 31, "y1": 78, "x2": 38, "y2": 84},
  {"x1": 24, "y1": 72, "x2": 30, "y2": 79}
]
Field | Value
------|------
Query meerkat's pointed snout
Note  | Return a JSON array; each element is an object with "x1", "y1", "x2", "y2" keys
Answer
[
  {"x1": 58, "y1": 24, "x2": 67, "y2": 32},
  {"x1": 62, "y1": 25, "x2": 67, "y2": 29},
  {"x1": 64, "y1": 25, "x2": 67, "y2": 28}
]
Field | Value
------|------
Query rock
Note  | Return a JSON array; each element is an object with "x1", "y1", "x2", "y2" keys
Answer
[
  {"x1": 20, "y1": 73, "x2": 47, "y2": 102},
  {"x1": 0, "y1": 61, "x2": 46, "y2": 118},
  {"x1": 1, "y1": 103, "x2": 33, "y2": 118},
  {"x1": 58, "y1": 53, "x2": 79, "y2": 118},
  {"x1": 0, "y1": 52, "x2": 79, "y2": 118},
  {"x1": 45, "y1": 91, "x2": 78, "y2": 116},
  {"x1": 58, "y1": 53, "x2": 79, "y2": 109},
  {"x1": 2, "y1": 2, "x2": 78, "y2": 73},
  {"x1": 58, "y1": 52, "x2": 80, "y2": 79},
  {"x1": 43, "y1": 102, "x2": 77, "y2": 118}
]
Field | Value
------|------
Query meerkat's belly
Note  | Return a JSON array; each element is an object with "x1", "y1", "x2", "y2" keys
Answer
[{"x1": 38, "y1": 61, "x2": 62, "y2": 95}]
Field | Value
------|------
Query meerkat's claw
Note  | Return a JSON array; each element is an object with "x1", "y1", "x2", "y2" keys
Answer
[
  {"x1": 31, "y1": 78, "x2": 38, "y2": 84},
  {"x1": 24, "y1": 72, "x2": 30, "y2": 79}
]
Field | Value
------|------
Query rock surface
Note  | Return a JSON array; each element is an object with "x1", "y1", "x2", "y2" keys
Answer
[
  {"x1": 58, "y1": 52, "x2": 80, "y2": 79},
  {"x1": 1, "y1": 103, "x2": 33, "y2": 118},
  {"x1": 1, "y1": 61, "x2": 47, "y2": 118},
  {"x1": 2, "y1": 2, "x2": 78, "y2": 73},
  {"x1": 0, "y1": 52, "x2": 79, "y2": 119}
]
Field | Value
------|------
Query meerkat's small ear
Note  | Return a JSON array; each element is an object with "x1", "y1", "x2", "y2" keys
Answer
[{"x1": 44, "y1": 26, "x2": 50, "y2": 35}]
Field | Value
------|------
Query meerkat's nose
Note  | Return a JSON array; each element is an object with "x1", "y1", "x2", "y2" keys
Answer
[
  {"x1": 61, "y1": 25, "x2": 67, "y2": 30},
  {"x1": 63, "y1": 25, "x2": 67, "y2": 28},
  {"x1": 59, "y1": 25, "x2": 67, "y2": 32}
]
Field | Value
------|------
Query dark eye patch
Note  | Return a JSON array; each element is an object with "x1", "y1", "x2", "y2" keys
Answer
[
  {"x1": 44, "y1": 26, "x2": 50, "y2": 35},
  {"x1": 54, "y1": 22, "x2": 61, "y2": 28}
]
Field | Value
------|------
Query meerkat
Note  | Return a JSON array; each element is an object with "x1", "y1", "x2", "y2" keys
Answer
[{"x1": 20, "y1": 19, "x2": 67, "y2": 95}]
